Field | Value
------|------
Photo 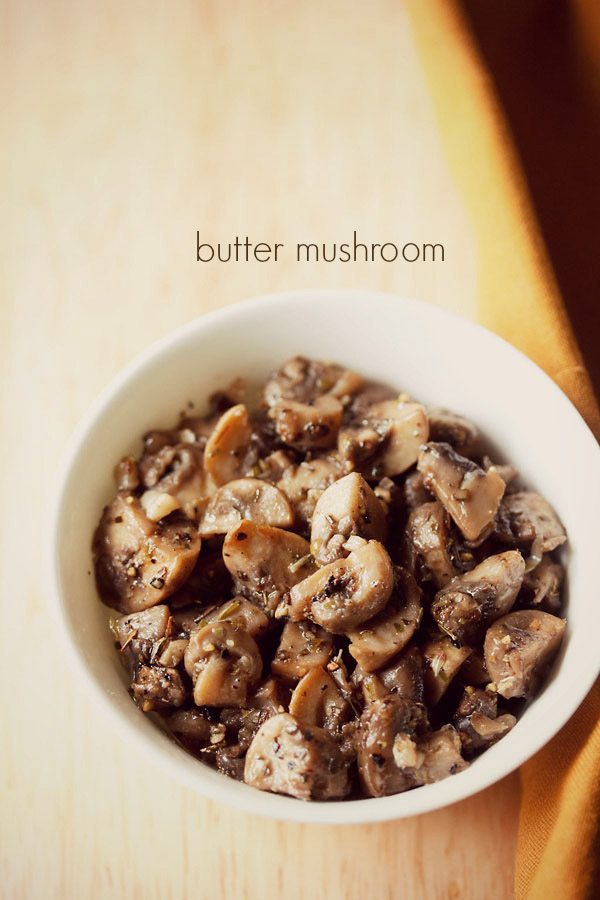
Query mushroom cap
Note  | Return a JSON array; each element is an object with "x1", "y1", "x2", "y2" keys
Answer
[
  {"x1": 311, "y1": 471, "x2": 388, "y2": 565},
  {"x1": 484, "y1": 609, "x2": 566, "y2": 698},
  {"x1": 289, "y1": 540, "x2": 394, "y2": 633},
  {"x1": 200, "y1": 477, "x2": 294, "y2": 536},
  {"x1": 432, "y1": 550, "x2": 526, "y2": 645},
  {"x1": 93, "y1": 495, "x2": 201, "y2": 613},
  {"x1": 418, "y1": 442, "x2": 505, "y2": 542},
  {"x1": 347, "y1": 568, "x2": 422, "y2": 672},
  {"x1": 222, "y1": 520, "x2": 314, "y2": 610},
  {"x1": 184, "y1": 621, "x2": 262, "y2": 707},
  {"x1": 203, "y1": 404, "x2": 252, "y2": 485},
  {"x1": 356, "y1": 696, "x2": 427, "y2": 797},
  {"x1": 271, "y1": 620, "x2": 333, "y2": 681},
  {"x1": 244, "y1": 713, "x2": 350, "y2": 800}
]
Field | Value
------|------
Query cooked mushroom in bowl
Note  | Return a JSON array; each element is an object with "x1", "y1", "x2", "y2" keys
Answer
[{"x1": 92, "y1": 354, "x2": 568, "y2": 802}]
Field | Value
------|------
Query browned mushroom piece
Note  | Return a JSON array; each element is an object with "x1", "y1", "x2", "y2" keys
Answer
[
  {"x1": 131, "y1": 664, "x2": 186, "y2": 711},
  {"x1": 453, "y1": 687, "x2": 517, "y2": 756},
  {"x1": 417, "y1": 725, "x2": 469, "y2": 782},
  {"x1": 406, "y1": 501, "x2": 458, "y2": 589},
  {"x1": 271, "y1": 621, "x2": 333, "y2": 680},
  {"x1": 366, "y1": 400, "x2": 430, "y2": 477},
  {"x1": 289, "y1": 666, "x2": 350, "y2": 735},
  {"x1": 458, "y1": 651, "x2": 490, "y2": 686},
  {"x1": 427, "y1": 408, "x2": 479, "y2": 455},
  {"x1": 422, "y1": 636, "x2": 472, "y2": 705},
  {"x1": 263, "y1": 356, "x2": 363, "y2": 407},
  {"x1": 184, "y1": 621, "x2": 262, "y2": 706},
  {"x1": 417, "y1": 442, "x2": 506, "y2": 542},
  {"x1": 289, "y1": 540, "x2": 394, "y2": 633},
  {"x1": 496, "y1": 491, "x2": 567, "y2": 552},
  {"x1": 379, "y1": 647, "x2": 425, "y2": 703},
  {"x1": 351, "y1": 666, "x2": 389, "y2": 705},
  {"x1": 138, "y1": 443, "x2": 211, "y2": 521},
  {"x1": 432, "y1": 550, "x2": 526, "y2": 645},
  {"x1": 165, "y1": 707, "x2": 213, "y2": 749},
  {"x1": 337, "y1": 423, "x2": 386, "y2": 473},
  {"x1": 403, "y1": 471, "x2": 431, "y2": 512},
  {"x1": 194, "y1": 596, "x2": 270, "y2": 639},
  {"x1": 482, "y1": 457, "x2": 518, "y2": 487},
  {"x1": 244, "y1": 712, "x2": 351, "y2": 800},
  {"x1": 347, "y1": 568, "x2": 422, "y2": 672},
  {"x1": 157, "y1": 638, "x2": 189, "y2": 667},
  {"x1": 222, "y1": 520, "x2": 315, "y2": 611},
  {"x1": 484, "y1": 610, "x2": 566, "y2": 699},
  {"x1": 203, "y1": 404, "x2": 253, "y2": 485},
  {"x1": 93, "y1": 495, "x2": 201, "y2": 613},
  {"x1": 356, "y1": 696, "x2": 428, "y2": 797},
  {"x1": 114, "y1": 455, "x2": 140, "y2": 492},
  {"x1": 276, "y1": 454, "x2": 344, "y2": 535},
  {"x1": 521, "y1": 556, "x2": 564, "y2": 612},
  {"x1": 271, "y1": 395, "x2": 344, "y2": 451},
  {"x1": 310, "y1": 472, "x2": 388, "y2": 565},
  {"x1": 113, "y1": 604, "x2": 172, "y2": 648},
  {"x1": 199, "y1": 478, "x2": 294, "y2": 536}
]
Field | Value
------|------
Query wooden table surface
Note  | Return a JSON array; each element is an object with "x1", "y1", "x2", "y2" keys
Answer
[{"x1": 2, "y1": 2, "x2": 520, "y2": 897}]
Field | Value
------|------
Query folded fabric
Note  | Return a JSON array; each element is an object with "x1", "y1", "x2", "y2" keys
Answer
[{"x1": 405, "y1": 1, "x2": 600, "y2": 896}]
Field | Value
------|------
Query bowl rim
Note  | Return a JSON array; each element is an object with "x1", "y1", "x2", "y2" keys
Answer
[{"x1": 49, "y1": 288, "x2": 600, "y2": 824}]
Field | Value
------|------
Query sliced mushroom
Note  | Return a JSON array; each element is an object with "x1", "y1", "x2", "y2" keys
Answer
[
  {"x1": 113, "y1": 604, "x2": 172, "y2": 647},
  {"x1": 521, "y1": 556, "x2": 564, "y2": 612},
  {"x1": 289, "y1": 666, "x2": 349, "y2": 734},
  {"x1": 432, "y1": 550, "x2": 526, "y2": 645},
  {"x1": 427, "y1": 409, "x2": 479, "y2": 455},
  {"x1": 379, "y1": 647, "x2": 425, "y2": 703},
  {"x1": 184, "y1": 621, "x2": 262, "y2": 706},
  {"x1": 271, "y1": 395, "x2": 343, "y2": 450},
  {"x1": 131, "y1": 664, "x2": 186, "y2": 711},
  {"x1": 417, "y1": 725, "x2": 469, "y2": 782},
  {"x1": 271, "y1": 621, "x2": 333, "y2": 680},
  {"x1": 418, "y1": 442, "x2": 506, "y2": 542},
  {"x1": 496, "y1": 492, "x2": 567, "y2": 552},
  {"x1": 194, "y1": 596, "x2": 270, "y2": 639},
  {"x1": 289, "y1": 540, "x2": 394, "y2": 633},
  {"x1": 165, "y1": 708, "x2": 213, "y2": 749},
  {"x1": 484, "y1": 610, "x2": 566, "y2": 699},
  {"x1": 199, "y1": 478, "x2": 294, "y2": 536},
  {"x1": 422, "y1": 636, "x2": 472, "y2": 704},
  {"x1": 453, "y1": 688, "x2": 516, "y2": 756},
  {"x1": 157, "y1": 638, "x2": 189, "y2": 667},
  {"x1": 222, "y1": 520, "x2": 315, "y2": 611},
  {"x1": 403, "y1": 471, "x2": 431, "y2": 512},
  {"x1": 244, "y1": 712, "x2": 350, "y2": 800},
  {"x1": 366, "y1": 400, "x2": 430, "y2": 477},
  {"x1": 93, "y1": 495, "x2": 201, "y2": 613},
  {"x1": 351, "y1": 667, "x2": 389, "y2": 705},
  {"x1": 347, "y1": 568, "x2": 422, "y2": 672},
  {"x1": 203, "y1": 404, "x2": 252, "y2": 485},
  {"x1": 337, "y1": 423, "x2": 386, "y2": 473},
  {"x1": 276, "y1": 454, "x2": 344, "y2": 534},
  {"x1": 406, "y1": 501, "x2": 458, "y2": 589},
  {"x1": 311, "y1": 472, "x2": 388, "y2": 565},
  {"x1": 264, "y1": 356, "x2": 362, "y2": 407},
  {"x1": 139, "y1": 443, "x2": 211, "y2": 520},
  {"x1": 356, "y1": 696, "x2": 427, "y2": 797}
]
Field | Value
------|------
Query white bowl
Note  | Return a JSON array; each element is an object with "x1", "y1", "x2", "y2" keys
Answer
[{"x1": 50, "y1": 289, "x2": 600, "y2": 824}]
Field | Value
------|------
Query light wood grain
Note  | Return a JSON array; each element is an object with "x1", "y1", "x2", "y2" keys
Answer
[{"x1": 1, "y1": 1, "x2": 519, "y2": 898}]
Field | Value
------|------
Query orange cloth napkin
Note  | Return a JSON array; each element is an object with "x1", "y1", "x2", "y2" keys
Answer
[{"x1": 405, "y1": 1, "x2": 600, "y2": 897}]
